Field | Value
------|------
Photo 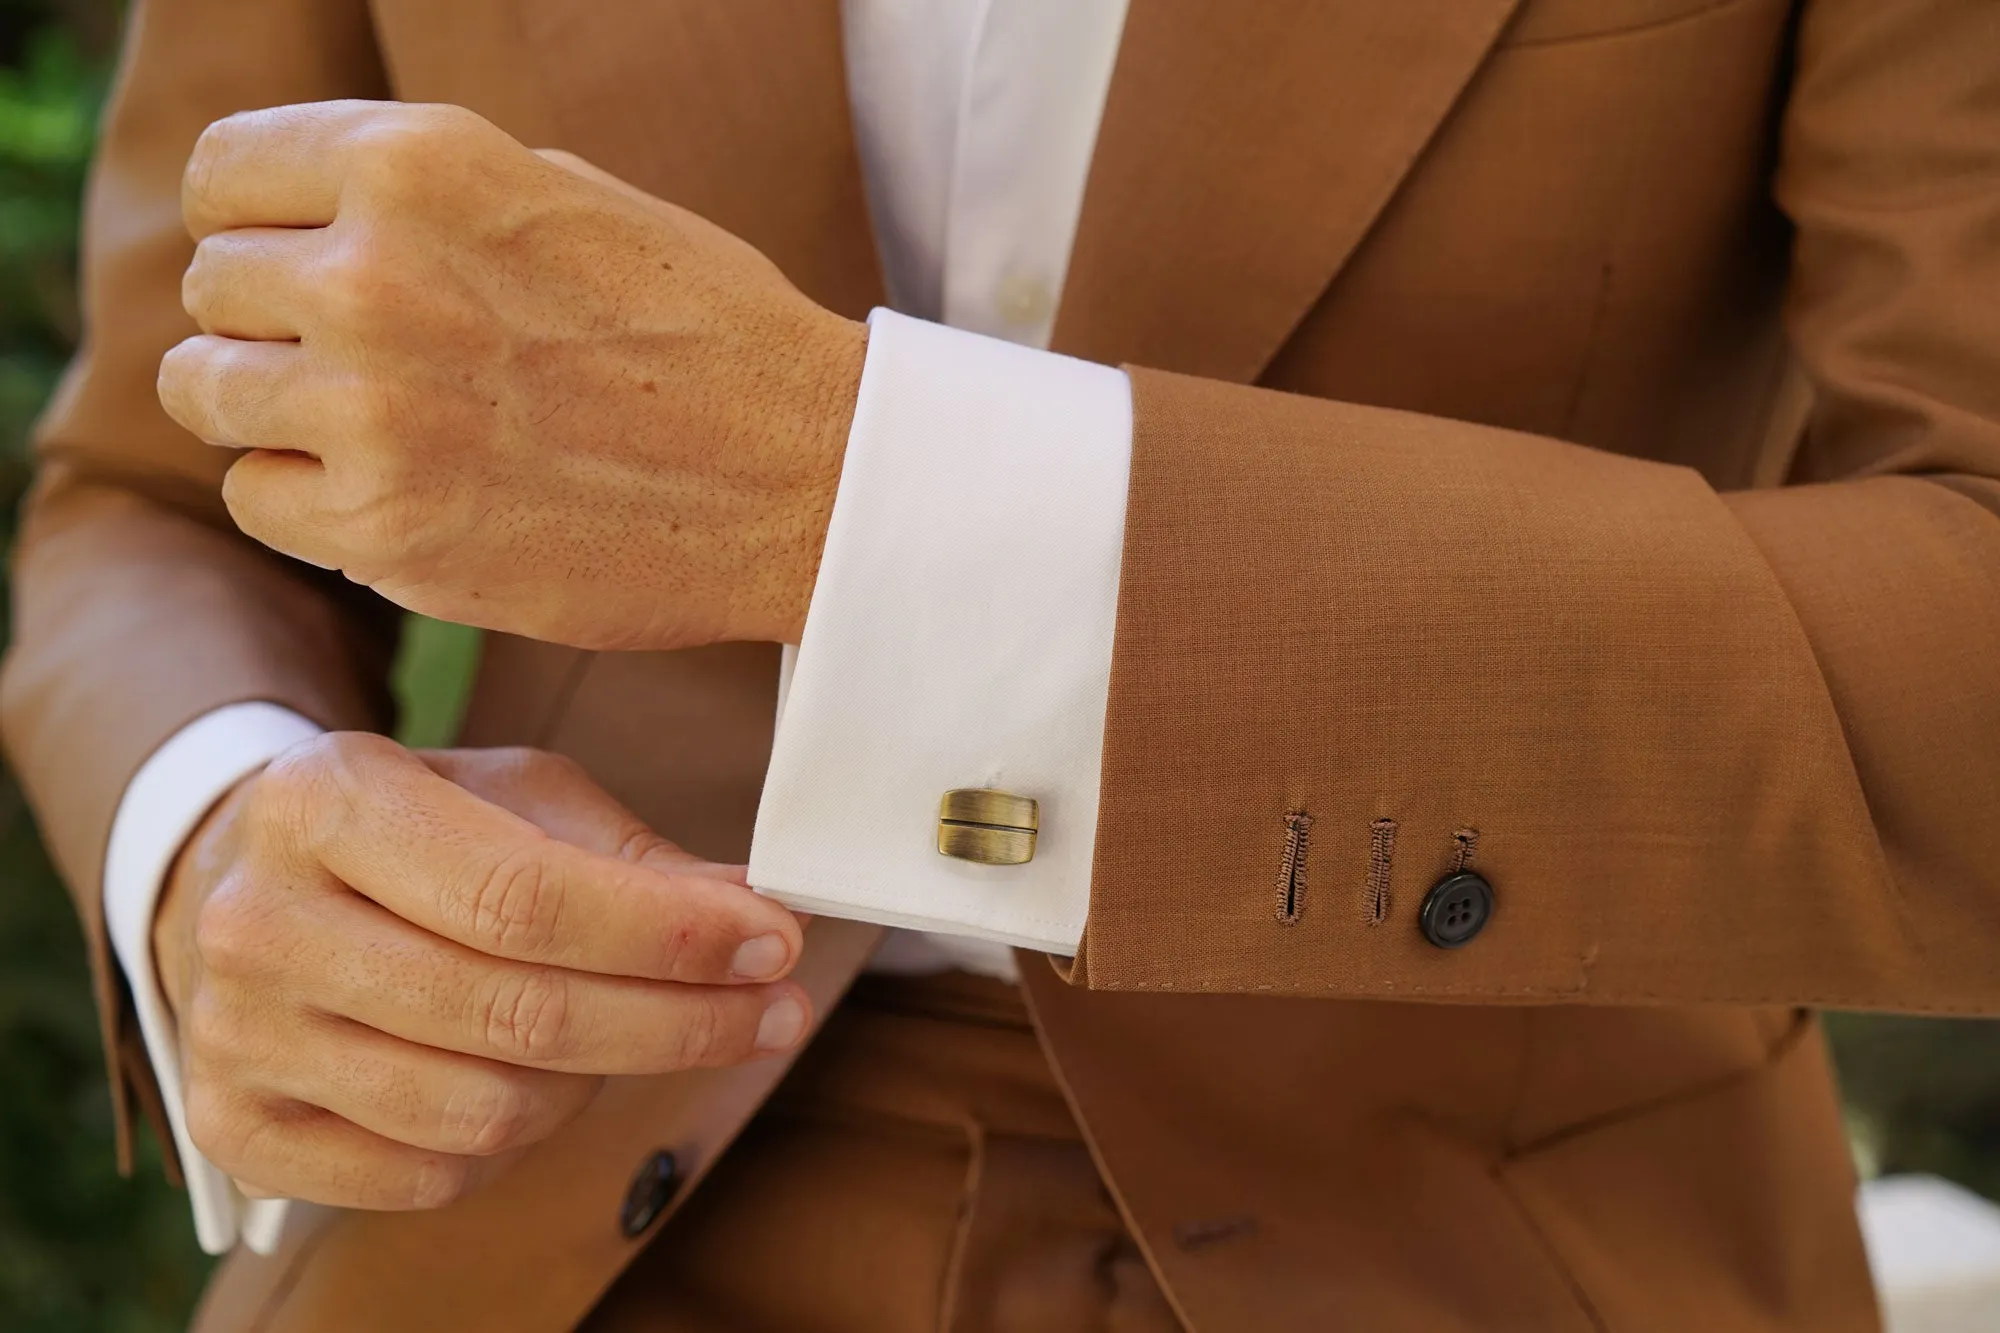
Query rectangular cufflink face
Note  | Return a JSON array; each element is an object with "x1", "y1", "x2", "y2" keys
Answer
[{"x1": 937, "y1": 789, "x2": 1038, "y2": 865}]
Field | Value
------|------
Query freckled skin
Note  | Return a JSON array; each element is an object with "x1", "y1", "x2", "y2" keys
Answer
[
  {"x1": 159, "y1": 100, "x2": 868, "y2": 651},
  {"x1": 150, "y1": 739, "x2": 811, "y2": 1211},
  {"x1": 145, "y1": 103, "x2": 840, "y2": 1210}
]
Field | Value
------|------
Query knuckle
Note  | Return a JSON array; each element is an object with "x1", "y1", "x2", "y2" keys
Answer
[
  {"x1": 608, "y1": 818, "x2": 678, "y2": 872},
  {"x1": 155, "y1": 340, "x2": 203, "y2": 421},
  {"x1": 181, "y1": 990, "x2": 243, "y2": 1063},
  {"x1": 494, "y1": 748, "x2": 594, "y2": 804},
  {"x1": 192, "y1": 877, "x2": 278, "y2": 979},
  {"x1": 349, "y1": 106, "x2": 475, "y2": 190},
  {"x1": 252, "y1": 741, "x2": 340, "y2": 851},
  {"x1": 218, "y1": 457, "x2": 276, "y2": 542},
  {"x1": 160, "y1": 334, "x2": 224, "y2": 401},
  {"x1": 182, "y1": 116, "x2": 239, "y2": 212},
  {"x1": 444, "y1": 1076, "x2": 534, "y2": 1156},
  {"x1": 318, "y1": 729, "x2": 394, "y2": 792},
  {"x1": 671, "y1": 996, "x2": 722, "y2": 1069},
  {"x1": 518, "y1": 748, "x2": 585, "y2": 782},
  {"x1": 180, "y1": 246, "x2": 214, "y2": 320},
  {"x1": 182, "y1": 1080, "x2": 254, "y2": 1171},
  {"x1": 256, "y1": 734, "x2": 335, "y2": 800},
  {"x1": 349, "y1": 116, "x2": 428, "y2": 178},
  {"x1": 478, "y1": 968, "x2": 573, "y2": 1063},
  {"x1": 407, "y1": 101, "x2": 483, "y2": 139},
  {"x1": 321, "y1": 472, "x2": 418, "y2": 577},
  {"x1": 410, "y1": 1155, "x2": 471, "y2": 1209},
  {"x1": 316, "y1": 240, "x2": 401, "y2": 328},
  {"x1": 317, "y1": 728, "x2": 402, "y2": 773},
  {"x1": 464, "y1": 847, "x2": 566, "y2": 958},
  {"x1": 257, "y1": 732, "x2": 408, "y2": 861},
  {"x1": 181, "y1": 232, "x2": 245, "y2": 317}
]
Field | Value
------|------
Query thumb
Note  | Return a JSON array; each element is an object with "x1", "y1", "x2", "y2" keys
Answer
[{"x1": 415, "y1": 747, "x2": 746, "y2": 883}]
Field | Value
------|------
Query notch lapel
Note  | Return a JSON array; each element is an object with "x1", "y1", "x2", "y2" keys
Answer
[{"x1": 1051, "y1": 0, "x2": 1524, "y2": 381}]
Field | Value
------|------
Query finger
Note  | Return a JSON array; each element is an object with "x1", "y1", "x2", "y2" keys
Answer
[
  {"x1": 185, "y1": 101, "x2": 505, "y2": 240},
  {"x1": 417, "y1": 748, "x2": 726, "y2": 876},
  {"x1": 414, "y1": 749, "x2": 795, "y2": 986},
  {"x1": 297, "y1": 887, "x2": 811, "y2": 1074},
  {"x1": 260, "y1": 1015, "x2": 600, "y2": 1158},
  {"x1": 184, "y1": 101, "x2": 379, "y2": 238},
  {"x1": 289, "y1": 736, "x2": 801, "y2": 983},
  {"x1": 184, "y1": 227, "x2": 328, "y2": 340},
  {"x1": 184, "y1": 100, "x2": 411, "y2": 239},
  {"x1": 221, "y1": 448, "x2": 343, "y2": 570},
  {"x1": 158, "y1": 334, "x2": 321, "y2": 451},
  {"x1": 189, "y1": 1086, "x2": 479, "y2": 1211}
]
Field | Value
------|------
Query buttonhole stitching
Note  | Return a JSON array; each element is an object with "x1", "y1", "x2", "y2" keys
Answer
[
  {"x1": 1366, "y1": 818, "x2": 1398, "y2": 924},
  {"x1": 1275, "y1": 811, "x2": 1311, "y2": 925},
  {"x1": 1451, "y1": 827, "x2": 1480, "y2": 873}
]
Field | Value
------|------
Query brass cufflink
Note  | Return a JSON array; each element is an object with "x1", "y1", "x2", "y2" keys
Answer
[{"x1": 937, "y1": 789, "x2": 1039, "y2": 865}]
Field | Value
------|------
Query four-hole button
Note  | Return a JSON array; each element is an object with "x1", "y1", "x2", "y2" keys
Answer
[{"x1": 1419, "y1": 871, "x2": 1493, "y2": 949}]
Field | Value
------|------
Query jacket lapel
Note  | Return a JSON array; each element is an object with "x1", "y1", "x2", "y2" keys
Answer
[
  {"x1": 509, "y1": 0, "x2": 885, "y2": 319},
  {"x1": 1051, "y1": 0, "x2": 1524, "y2": 381}
]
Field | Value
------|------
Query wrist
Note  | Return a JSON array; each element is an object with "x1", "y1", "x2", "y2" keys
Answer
[{"x1": 743, "y1": 311, "x2": 867, "y2": 644}]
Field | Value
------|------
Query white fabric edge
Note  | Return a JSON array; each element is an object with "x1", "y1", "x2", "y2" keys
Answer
[
  {"x1": 103, "y1": 702, "x2": 323, "y2": 1255},
  {"x1": 749, "y1": 308, "x2": 1131, "y2": 957}
]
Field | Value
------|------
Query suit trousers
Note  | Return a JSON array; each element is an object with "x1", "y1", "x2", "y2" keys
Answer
[{"x1": 581, "y1": 971, "x2": 1182, "y2": 1333}]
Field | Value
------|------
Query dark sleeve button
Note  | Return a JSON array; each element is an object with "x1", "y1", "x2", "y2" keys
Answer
[
  {"x1": 619, "y1": 1149, "x2": 681, "y2": 1238},
  {"x1": 1419, "y1": 871, "x2": 1493, "y2": 949}
]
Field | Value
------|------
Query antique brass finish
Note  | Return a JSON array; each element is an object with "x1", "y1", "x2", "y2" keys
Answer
[{"x1": 936, "y1": 789, "x2": 1039, "y2": 865}]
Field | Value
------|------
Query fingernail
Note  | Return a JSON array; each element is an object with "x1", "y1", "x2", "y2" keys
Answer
[
  {"x1": 755, "y1": 996, "x2": 807, "y2": 1051},
  {"x1": 731, "y1": 933, "x2": 789, "y2": 981}
]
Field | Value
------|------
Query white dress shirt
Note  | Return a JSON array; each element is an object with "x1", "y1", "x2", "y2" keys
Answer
[{"x1": 104, "y1": 0, "x2": 1135, "y2": 1253}]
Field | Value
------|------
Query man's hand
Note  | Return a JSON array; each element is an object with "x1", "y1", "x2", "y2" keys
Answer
[
  {"x1": 157, "y1": 100, "x2": 867, "y2": 651},
  {"x1": 151, "y1": 734, "x2": 810, "y2": 1210}
]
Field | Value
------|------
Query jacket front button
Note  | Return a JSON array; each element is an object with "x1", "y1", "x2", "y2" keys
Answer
[
  {"x1": 619, "y1": 1150, "x2": 681, "y2": 1238},
  {"x1": 1419, "y1": 872, "x2": 1493, "y2": 949}
]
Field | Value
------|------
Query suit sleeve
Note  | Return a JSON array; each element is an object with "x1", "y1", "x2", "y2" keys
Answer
[
  {"x1": 1066, "y1": 0, "x2": 2000, "y2": 1010},
  {"x1": 0, "y1": 0, "x2": 399, "y2": 1173}
]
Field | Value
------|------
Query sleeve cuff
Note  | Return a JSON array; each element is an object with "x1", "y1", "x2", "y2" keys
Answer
[
  {"x1": 749, "y1": 309, "x2": 1131, "y2": 955},
  {"x1": 104, "y1": 701, "x2": 323, "y2": 1255}
]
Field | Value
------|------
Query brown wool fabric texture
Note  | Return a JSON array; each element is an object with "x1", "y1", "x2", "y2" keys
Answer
[{"x1": 5, "y1": 0, "x2": 1998, "y2": 1327}]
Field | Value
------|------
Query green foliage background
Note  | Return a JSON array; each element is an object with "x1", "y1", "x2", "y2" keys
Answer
[
  {"x1": 0, "y1": 4, "x2": 476, "y2": 1327},
  {"x1": 0, "y1": 1, "x2": 1993, "y2": 1328}
]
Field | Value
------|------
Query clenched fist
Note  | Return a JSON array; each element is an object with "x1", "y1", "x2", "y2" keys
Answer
[
  {"x1": 158, "y1": 100, "x2": 866, "y2": 651},
  {"x1": 152, "y1": 735, "x2": 809, "y2": 1210}
]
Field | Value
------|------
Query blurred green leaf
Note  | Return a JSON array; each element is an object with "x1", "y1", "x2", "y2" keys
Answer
[
  {"x1": 393, "y1": 615, "x2": 484, "y2": 749},
  {"x1": 0, "y1": 28, "x2": 97, "y2": 165}
]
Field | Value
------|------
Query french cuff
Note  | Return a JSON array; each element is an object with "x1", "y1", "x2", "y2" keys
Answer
[
  {"x1": 749, "y1": 309, "x2": 1130, "y2": 955},
  {"x1": 104, "y1": 701, "x2": 322, "y2": 1256}
]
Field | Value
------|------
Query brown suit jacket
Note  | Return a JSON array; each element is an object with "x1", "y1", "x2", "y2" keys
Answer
[{"x1": 8, "y1": 0, "x2": 1998, "y2": 1327}]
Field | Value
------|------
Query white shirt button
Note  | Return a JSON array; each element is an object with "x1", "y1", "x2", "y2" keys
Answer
[{"x1": 993, "y1": 273, "x2": 1054, "y2": 328}]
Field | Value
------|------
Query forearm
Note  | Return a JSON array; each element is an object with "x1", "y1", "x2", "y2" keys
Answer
[
  {"x1": 2, "y1": 469, "x2": 396, "y2": 904},
  {"x1": 762, "y1": 0, "x2": 2000, "y2": 1010},
  {"x1": 0, "y1": 467, "x2": 397, "y2": 1205},
  {"x1": 2, "y1": 0, "x2": 395, "y2": 903},
  {"x1": 759, "y1": 332, "x2": 1994, "y2": 1008},
  {"x1": 1066, "y1": 369, "x2": 1998, "y2": 1009}
]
